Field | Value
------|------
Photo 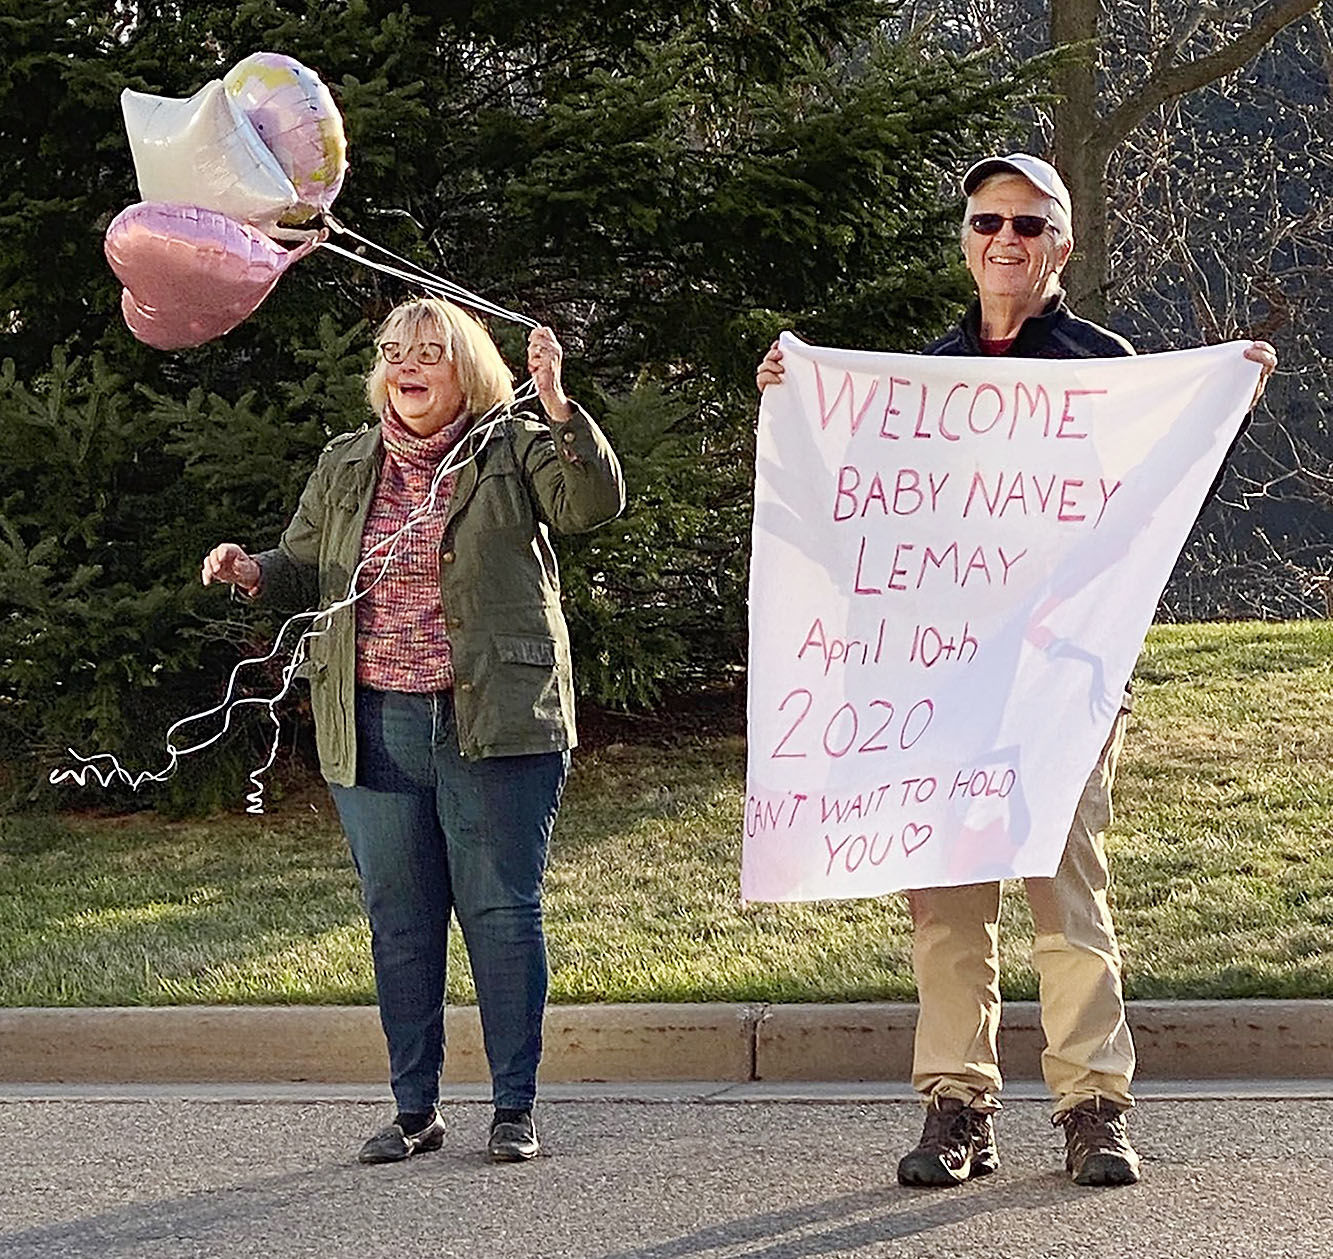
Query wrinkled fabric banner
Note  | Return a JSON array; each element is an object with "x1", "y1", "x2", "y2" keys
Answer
[{"x1": 744, "y1": 334, "x2": 1259, "y2": 902}]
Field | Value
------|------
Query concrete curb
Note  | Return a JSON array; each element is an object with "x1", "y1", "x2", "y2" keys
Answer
[{"x1": 1, "y1": 1000, "x2": 1329, "y2": 1085}]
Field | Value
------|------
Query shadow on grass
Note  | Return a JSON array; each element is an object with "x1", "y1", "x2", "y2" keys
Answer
[
  {"x1": 1134, "y1": 621, "x2": 1333, "y2": 684},
  {"x1": 0, "y1": 813, "x2": 371, "y2": 1006},
  {"x1": 553, "y1": 739, "x2": 746, "y2": 862}
]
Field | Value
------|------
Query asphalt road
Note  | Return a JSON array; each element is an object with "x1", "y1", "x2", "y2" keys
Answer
[{"x1": 2, "y1": 1086, "x2": 1331, "y2": 1258}]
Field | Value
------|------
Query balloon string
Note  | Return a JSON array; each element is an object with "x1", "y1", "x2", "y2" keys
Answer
[
  {"x1": 319, "y1": 220, "x2": 539, "y2": 330},
  {"x1": 321, "y1": 215, "x2": 456, "y2": 287},
  {"x1": 319, "y1": 241, "x2": 537, "y2": 329},
  {"x1": 49, "y1": 386, "x2": 537, "y2": 813},
  {"x1": 322, "y1": 214, "x2": 534, "y2": 324}
]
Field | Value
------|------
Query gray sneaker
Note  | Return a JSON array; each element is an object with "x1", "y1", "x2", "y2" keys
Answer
[
  {"x1": 897, "y1": 1096, "x2": 999, "y2": 1187},
  {"x1": 1055, "y1": 1098, "x2": 1141, "y2": 1186}
]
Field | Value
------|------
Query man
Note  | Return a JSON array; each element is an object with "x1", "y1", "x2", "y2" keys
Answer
[{"x1": 756, "y1": 153, "x2": 1276, "y2": 1188}]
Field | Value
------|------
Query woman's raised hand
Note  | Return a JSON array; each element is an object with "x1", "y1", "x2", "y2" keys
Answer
[{"x1": 527, "y1": 325, "x2": 573, "y2": 422}]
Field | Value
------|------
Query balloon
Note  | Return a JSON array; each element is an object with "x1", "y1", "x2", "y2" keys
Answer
[
  {"x1": 121, "y1": 80, "x2": 300, "y2": 232},
  {"x1": 224, "y1": 53, "x2": 347, "y2": 224},
  {"x1": 104, "y1": 203, "x2": 320, "y2": 350}
]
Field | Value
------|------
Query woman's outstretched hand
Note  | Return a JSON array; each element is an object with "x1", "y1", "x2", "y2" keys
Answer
[{"x1": 202, "y1": 542, "x2": 261, "y2": 595}]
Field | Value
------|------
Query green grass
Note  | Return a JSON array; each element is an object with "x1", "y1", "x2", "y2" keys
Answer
[
  {"x1": 1104, "y1": 621, "x2": 1333, "y2": 999},
  {"x1": 3, "y1": 620, "x2": 1332, "y2": 1006}
]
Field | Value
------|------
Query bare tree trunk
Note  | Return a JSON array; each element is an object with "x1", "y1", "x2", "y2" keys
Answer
[
  {"x1": 901, "y1": 0, "x2": 1333, "y2": 617},
  {"x1": 1050, "y1": 0, "x2": 1110, "y2": 318},
  {"x1": 1048, "y1": 0, "x2": 1320, "y2": 322}
]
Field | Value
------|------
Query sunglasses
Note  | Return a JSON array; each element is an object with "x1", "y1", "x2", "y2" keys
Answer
[
  {"x1": 379, "y1": 341, "x2": 446, "y2": 365},
  {"x1": 968, "y1": 213, "x2": 1053, "y2": 238}
]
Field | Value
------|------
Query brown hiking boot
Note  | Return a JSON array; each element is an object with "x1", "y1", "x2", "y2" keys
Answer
[
  {"x1": 897, "y1": 1095, "x2": 999, "y2": 1187},
  {"x1": 1054, "y1": 1098, "x2": 1141, "y2": 1186}
]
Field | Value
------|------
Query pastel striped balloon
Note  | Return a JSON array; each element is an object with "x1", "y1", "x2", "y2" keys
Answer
[{"x1": 224, "y1": 53, "x2": 347, "y2": 224}]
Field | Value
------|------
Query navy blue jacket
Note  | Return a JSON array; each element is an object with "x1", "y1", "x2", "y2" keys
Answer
[{"x1": 923, "y1": 294, "x2": 1135, "y2": 360}]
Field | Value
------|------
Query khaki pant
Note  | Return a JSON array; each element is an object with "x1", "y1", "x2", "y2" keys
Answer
[{"x1": 907, "y1": 710, "x2": 1135, "y2": 1115}]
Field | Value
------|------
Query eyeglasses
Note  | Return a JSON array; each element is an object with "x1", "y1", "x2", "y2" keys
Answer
[
  {"x1": 379, "y1": 341, "x2": 446, "y2": 365},
  {"x1": 968, "y1": 213, "x2": 1053, "y2": 239}
]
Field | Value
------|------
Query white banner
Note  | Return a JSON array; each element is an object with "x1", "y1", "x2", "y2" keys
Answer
[{"x1": 743, "y1": 334, "x2": 1258, "y2": 902}]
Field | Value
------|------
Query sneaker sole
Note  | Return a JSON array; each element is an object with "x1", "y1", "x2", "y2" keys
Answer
[
  {"x1": 358, "y1": 1129, "x2": 445, "y2": 1165},
  {"x1": 1072, "y1": 1154, "x2": 1140, "y2": 1187},
  {"x1": 897, "y1": 1153, "x2": 998, "y2": 1187}
]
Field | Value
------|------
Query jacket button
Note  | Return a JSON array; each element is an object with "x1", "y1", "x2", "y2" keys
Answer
[
  {"x1": 458, "y1": 681, "x2": 473, "y2": 692},
  {"x1": 441, "y1": 551, "x2": 456, "y2": 564},
  {"x1": 561, "y1": 429, "x2": 576, "y2": 444}
]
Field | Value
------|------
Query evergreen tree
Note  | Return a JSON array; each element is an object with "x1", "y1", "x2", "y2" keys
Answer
[{"x1": 0, "y1": 0, "x2": 1033, "y2": 804}]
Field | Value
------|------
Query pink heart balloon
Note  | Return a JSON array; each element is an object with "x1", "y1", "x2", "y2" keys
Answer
[{"x1": 104, "y1": 202, "x2": 320, "y2": 349}]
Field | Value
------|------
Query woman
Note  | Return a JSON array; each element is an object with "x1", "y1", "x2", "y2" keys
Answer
[{"x1": 202, "y1": 296, "x2": 624, "y2": 1164}]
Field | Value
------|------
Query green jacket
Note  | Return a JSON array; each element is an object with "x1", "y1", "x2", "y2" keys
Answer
[{"x1": 255, "y1": 403, "x2": 625, "y2": 785}]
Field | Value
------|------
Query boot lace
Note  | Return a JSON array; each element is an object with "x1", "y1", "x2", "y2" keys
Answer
[{"x1": 1054, "y1": 1100, "x2": 1127, "y2": 1153}]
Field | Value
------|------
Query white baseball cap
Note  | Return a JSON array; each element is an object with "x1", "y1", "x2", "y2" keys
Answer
[{"x1": 962, "y1": 153, "x2": 1071, "y2": 215}]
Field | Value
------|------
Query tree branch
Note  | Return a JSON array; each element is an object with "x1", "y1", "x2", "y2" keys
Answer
[
  {"x1": 1310, "y1": 8, "x2": 1333, "y2": 97},
  {"x1": 1100, "y1": 0, "x2": 1320, "y2": 151},
  {"x1": 1143, "y1": 5, "x2": 1210, "y2": 88}
]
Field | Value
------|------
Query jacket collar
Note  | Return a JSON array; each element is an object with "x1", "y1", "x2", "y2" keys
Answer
[
  {"x1": 960, "y1": 291, "x2": 1068, "y2": 354},
  {"x1": 334, "y1": 414, "x2": 495, "y2": 521},
  {"x1": 338, "y1": 423, "x2": 384, "y2": 465}
]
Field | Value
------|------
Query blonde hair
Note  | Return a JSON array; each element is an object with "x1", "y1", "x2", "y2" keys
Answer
[{"x1": 365, "y1": 296, "x2": 515, "y2": 418}]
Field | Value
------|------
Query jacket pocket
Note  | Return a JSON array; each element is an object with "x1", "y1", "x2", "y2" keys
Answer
[
  {"x1": 299, "y1": 620, "x2": 336, "y2": 679},
  {"x1": 293, "y1": 652, "x2": 328, "y2": 682},
  {"x1": 458, "y1": 633, "x2": 565, "y2": 755}
]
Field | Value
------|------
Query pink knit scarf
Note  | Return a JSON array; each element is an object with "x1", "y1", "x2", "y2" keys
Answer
[{"x1": 354, "y1": 406, "x2": 473, "y2": 692}]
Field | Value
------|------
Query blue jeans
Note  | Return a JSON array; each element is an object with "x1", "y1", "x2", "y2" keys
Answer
[{"x1": 330, "y1": 689, "x2": 568, "y2": 1113}]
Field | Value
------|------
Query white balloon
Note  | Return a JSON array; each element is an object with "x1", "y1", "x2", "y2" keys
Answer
[{"x1": 121, "y1": 80, "x2": 299, "y2": 232}]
